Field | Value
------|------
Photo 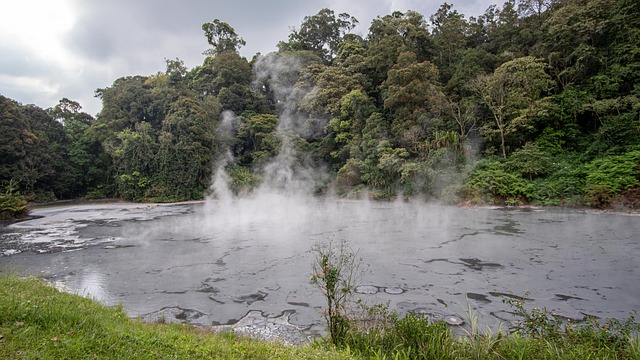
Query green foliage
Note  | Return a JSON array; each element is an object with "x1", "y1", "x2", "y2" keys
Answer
[
  {"x1": 0, "y1": 275, "x2": 353, "y2": 359},
  {"x1": 503, "y1": 295, "x2": 640, "y2": 357},
  {"x1": 0, "y1": 179, "x2": 29, "y2": 219},
  {"x1": 280, "y1": 8, "x2": 358, "y2": 63},
  {"x1": 472, "y1": 56, "x2": 554, "y2": 158},
  {"x1": 382, "y1": 51, "x2": 444, "y2": 148},
  {"x1": 153, "y1": 96, "x2": 219, "y2": 201},
  {"x1": 236, "y1": 114, "x2": 280, "y2": 166},
  {"x1": 201, "y1": 19, "x2": 246, "y2": 56},
  {"x1": 117, "y1": 171, "x2": 151, "y2": 202},
  {"x1": 505, "y1": 142, "x2": 551, "y2": 180},
  {"x1": 48, "y1": 98, "x2": 107, "y2": 199},
  {"x1": 366, "y1": 10, "x2": 432, "y2": 89},
  {"x1": 311, "y1": 238, "x2": 363, "y2": 346},
  {"x1": 464, "y1": 159, "x2": 535, "y2": 205},
  {"x1": 109, "y1": 124, "x2": 158, "y2": 201},
  {"x1": 3, "y1": 0, "x2": 640, "y2": 207},
  {"x1": 529, "y1": 155, "x2": 587, "y2": 206},
  {"x1": 188, "y1": 53, "x2": 253, "y2": 98},
  {"x1": 343, "y1": 311, "x2": 456, "y2": 359},
  {"x1": 503, "y1": 296, "x2": 565, "y2": 341},
  {"x1": 225, "y1": 165, "x2": 261, "y2": 196},
  {"x1": 583, "y1": 150, "x2": 640, "y2": 207}
]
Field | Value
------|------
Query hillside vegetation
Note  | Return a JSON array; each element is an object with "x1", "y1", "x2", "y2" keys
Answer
[{"x1": 1, "y1": 0, "x2": 639, "y2": 210}]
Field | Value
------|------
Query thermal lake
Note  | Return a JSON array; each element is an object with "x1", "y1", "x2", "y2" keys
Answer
[{"x1": 1, "y1": 198, "x2": 639, "y2": 338}]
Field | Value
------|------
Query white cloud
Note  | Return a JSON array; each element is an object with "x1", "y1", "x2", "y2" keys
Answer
[
  {"x1": 0, "y1": 0, "x2": 78, "y2": 70},
  {"x1": 0, "y1": 74, "x2": 60, "y2": 102}
]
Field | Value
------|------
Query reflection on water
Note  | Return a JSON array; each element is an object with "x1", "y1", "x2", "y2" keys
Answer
[
  {"x1": 1, "y1": 201, "x2": 639, "y2": 336},
  {"x1": 53, "y1": 269, "x2": 113, "y2": 304}
]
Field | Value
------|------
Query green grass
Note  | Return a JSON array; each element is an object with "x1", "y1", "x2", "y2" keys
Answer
[
  {"x1": 1, "y1": 274, "x2": 638, "y2": 359},
  {"x1": 0, "y1": 275, "x2": 351, "y2": 359}
]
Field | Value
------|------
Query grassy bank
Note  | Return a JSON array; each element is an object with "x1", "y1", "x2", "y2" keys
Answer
[
  {"x1": 0, "y1": 275, "x2": 350, "y2": 359},
  {"x1": 1, "y1": 275, "x2": 639, "y2": 359}
]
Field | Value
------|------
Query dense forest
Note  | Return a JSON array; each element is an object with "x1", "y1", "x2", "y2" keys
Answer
[{"x1": 1, "y1": 0, "x2": 639, "y2": 217}]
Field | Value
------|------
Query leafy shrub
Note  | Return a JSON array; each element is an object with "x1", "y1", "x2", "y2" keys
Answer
[
  {"x1": 614, "y1": 188, "x2": 640, "y2": 209},
  {"x1": 116, "y1": 171, "x2": 151, "y2": 201},
  {"x1": 441, "y1": 184, "x2": 466, "y2": 205},
  {"x1": 504, "y1": 295, "x2": 640, "y2": 356},
  {"x1": 311, "y1": 239, "x2": 364, "y2": 346},
  {"x1": 464, "y1": 159, "x2": 535, "y2": 205},
  {"x1": 503, "y1": 296, "x2": 564, "y2": 340},
  {"x1": 342, "y1": 310, "x2": 456, "y2": 359},
  {"x1": 370, "y1": 187, "x2": 396, "y2": 201},
  {"x1": 505, "y1": 143, "x2": 551, "y2": 180},
  {"x1": 25, "y1": 190, "x2": 57, "y2": 203},
  {"x1": 226, "y1": 165, "x2": 261, "y2": 196},
  {"x1": 584, "y1": 150, "x2": 640, "y2": 207},
  {"x1": 536, "y1": 127, "x2": 567, "y2": 156},
  {"x1": 334, "y1": 159, "x2": 363, "y2": 196},
  {"x1": 529, "y1": 154, "x2": 587, "y2": 205},
  {"x1": 584, "y1": 184, "x2": 615, "y2": 208},
  {"x1": 0, "y1": 180, "x2": 29, "y2": 219},
  {"x1": 84, "y1": 186, "x2": 110, "y2": 199}
]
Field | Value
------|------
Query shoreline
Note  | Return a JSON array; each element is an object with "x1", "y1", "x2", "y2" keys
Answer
[{"x1": 24, "y1": 196, "x2": 640, "y2": 216}]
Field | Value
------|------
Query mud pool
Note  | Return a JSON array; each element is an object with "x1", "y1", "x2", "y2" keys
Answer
[{"x1": 1, "y1": 200, "x2": 639, "y2": 340}]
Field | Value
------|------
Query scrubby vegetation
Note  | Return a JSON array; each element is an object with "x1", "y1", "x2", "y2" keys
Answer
[{"x1": 0, "y1": 180, "x2": 28, "y2": 220}]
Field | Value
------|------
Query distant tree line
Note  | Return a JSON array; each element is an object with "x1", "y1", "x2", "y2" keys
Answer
[{"x1": 1, "y1": 0, "x2": 639, "y2": 211}]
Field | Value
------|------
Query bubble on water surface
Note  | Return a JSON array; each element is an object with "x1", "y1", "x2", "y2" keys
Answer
[{"x1": 355, "y1": 285, "x2": 379, "y2": 294}]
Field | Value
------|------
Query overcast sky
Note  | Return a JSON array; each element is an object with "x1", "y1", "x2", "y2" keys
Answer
[{"x1": 1, "y1": 0, "x2": 497, "y2": 116}]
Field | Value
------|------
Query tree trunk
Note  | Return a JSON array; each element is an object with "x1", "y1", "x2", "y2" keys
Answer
[{"x1": 500, "y1": 126, "x2": 507, "y2": 159}]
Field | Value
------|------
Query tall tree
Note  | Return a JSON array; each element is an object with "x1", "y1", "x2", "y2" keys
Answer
[
  {"x1": 96, "y1": 76, "x2": 156, "y2": 130},
  {"x1": 0, "y1": 96, "x2": 34, "y2": 185},
  {"x1": 188, "y1": 52, "x2": 252, "y2": 97},
  {"x1": 366, "y1": 11, "x2": 433, "y2": 90},
  {"x1": 541, "y1": 0, "x2": 615, "y2": 89},
  {"x1": 19, "y1": 105, "x2": 66, "y2": 196},
  {"x1": 381, "y1": 51, "x2": 445, "y2": 150},
  {"x1": 49, "y1": 98, "x2": 109, "y2": 197},
  {"x1": 155, "y1": 96, "x2": 220, "y2": 200},
  {"x1": 201, "y1": 19, "x2": 246, "y2": 56},
  {"x1": 279, "y1": 8, "x2": 358, "y2": 63},
  {"x1": 108, "y1": 122, "x2": 158, "y2": 201},
  {"x1": 472, "y1": 56, "x2": 553, "y2": 158},
  {"x1": 430, "y1": 3, "x2": 469, "y2": 83},
  {"x1": 236, "y1": 113, "x2": 280, "y2": 166}
]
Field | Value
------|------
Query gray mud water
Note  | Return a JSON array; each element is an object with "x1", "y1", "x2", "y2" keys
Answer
[{"x1": 1, "y1": 199, "x2": 639, "y2": 343}]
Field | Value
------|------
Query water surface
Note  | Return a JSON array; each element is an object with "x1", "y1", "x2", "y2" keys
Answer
[{"x1": 1, "y1": 200, "x2": 638, "y2": 335}]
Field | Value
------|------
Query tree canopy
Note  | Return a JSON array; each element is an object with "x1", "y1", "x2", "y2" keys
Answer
[{"x1": 2, "y1": 0, "x2": 639, "y2": 209}]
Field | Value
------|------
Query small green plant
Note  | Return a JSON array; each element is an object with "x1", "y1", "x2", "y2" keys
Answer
[
  {"x1": 349, "y1": 299, "x2": 397, "y2": 335},
  {"x1": 460, "y1": 298, "x2": 505, "y2": 341},
  {"x1": 504, "y1": 295, "x2": 640, "y2": 356},
  {"x1": 503, "y1": 296, "x2": 564, "y2": 340},
  {"x1": 310, "y1": 238, "x2": 364, "y2": 346},
  {"x1": 566, "y1": 312, "x2": 640, "y2": 350},
  {"x1": 0, "y1": 179, "x2": 29, "y2": 220},
  {"x1": 387, "y1": 313, "x2": 455, "y2": 359}
]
